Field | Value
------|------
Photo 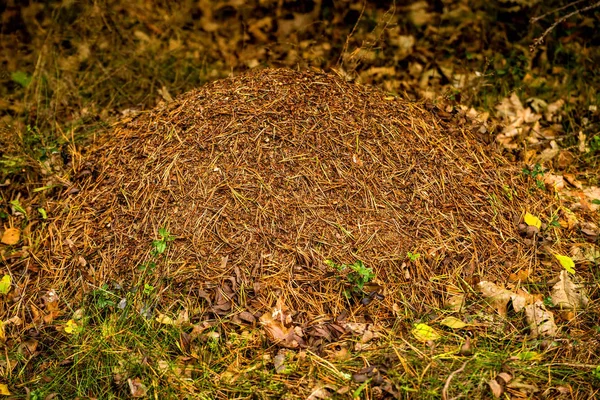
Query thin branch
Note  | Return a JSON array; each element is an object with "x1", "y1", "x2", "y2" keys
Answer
[
  {"x1": 442, "y1": 360, "x2": 470, "y2": 400},
  {"x1": 336, "y1": 0, "x2": 367, "y2": 68},
  {"x1": 531, "y1": 0, "x2": 600, "y2": 52},
  {"x1": 530, "y1": 0, "x2": 587, "y2": 23}
]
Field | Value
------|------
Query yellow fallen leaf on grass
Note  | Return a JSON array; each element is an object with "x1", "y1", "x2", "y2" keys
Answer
[
  {"x1": 64, "y1": 319, "x2": 80, "y2": 334},
  {"x1": 155, "y1": 313, "x2": 175, "y2": 325},
  {"x1": 554, "y1": 254, "x2": 575, "y2": 274},
  {"x1": 412, "y1": 323, "x2": 441, "y2": 342},
  {"x1": 0, "y1": 227, "x2": 20, "y2": 245},
  {"x1": 0, "y1": 275, "x2": 10, "y2": 295},
  {"x1": 440, "y1": 316, "x2": 468, "y2": 329},
  {"x1": 0, "y1": 384, "x2": 10, "y2": 395},
  {"x1": 524, "y1": 212, "x2": 541, "y2": 229}
]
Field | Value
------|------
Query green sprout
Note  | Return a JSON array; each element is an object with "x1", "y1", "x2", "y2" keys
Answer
[
  {"x1": 326, "y1": 259, "x2": 375, "y2": 297},
  {"x1": 522, "y1": 164, "x2": 545, "y2": 190},
  {"x1": 407, "y1": 252, "x2": 421, "y2": 262},
  {"x1": 151, "y1": 227, "x2": 175, "y2": 255}
]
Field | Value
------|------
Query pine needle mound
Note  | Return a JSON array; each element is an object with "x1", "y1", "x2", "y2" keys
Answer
[{"x1": 49, "y1": 68, "x2": 547, "y2": 322}]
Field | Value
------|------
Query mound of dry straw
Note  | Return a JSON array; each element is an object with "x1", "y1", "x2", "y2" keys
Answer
[{"x1": 47, "y1": 68, "x2": 551, "y2": 324}]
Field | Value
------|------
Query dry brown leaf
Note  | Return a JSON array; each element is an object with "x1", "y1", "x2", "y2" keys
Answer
[
  {"x1": 508, "y1": 269, "x2": 530, "y2": 282},
  {"x1": 478, "y1": 281, "x2": 513, "y2": 316},
  {"x1": 563, "y1": 173, "x2": 582, "y2": 189},
  {"x1": 542, "y1": 172, "x2": 564, "y2": 192},
  {"x1": 551, "y1": 270, "x2": 589, "y2": 310},
  {"x1": 259, "y1": 312, "x2": 304, "y2": 349},
  {"x1": 127, "y1": 378, "x2": 148, "y2": 398},
  {"x1": 0, "y1": 228, "x2": 20, "y2": 245},
  {"x1": 488, "y1": 378, "x2": 504, "y2": 398},
  {"x1": 524, "y1": 300, "x2": 557, "y2": 337},
  {"x1": 536, "y1": 141, "x2": 560, "y2": 165},
  {"x1": 307, "y1": 386, "x2": 333, "y2": 400},
  {"x1": 570, "y1": 244, "x2": 599, "y2": 264}
]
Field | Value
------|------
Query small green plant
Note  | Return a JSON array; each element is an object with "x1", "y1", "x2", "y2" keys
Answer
[
  {"x1": 89, "y1": 284, "x2": 117, "y2": 311},
  {"x1": 406, "y1": 252, "x2": 421, "y2": 262},
  {"x1": 593, "y1": 365, "x2": 600, "y2": 381},
  {"x1": 522, "y1": 164, "x2": 545, "y2": 190},
  {"x1": 502, "y1": 184, "x2": 514, "y2": 200},
  {"x1": 326, "y1": 259, "x2": 375, "y2": 297},
  {"x1": 37, "y1": 207, "x2": 48, "y2": 219},
  {"x1": 138, "y1": 261, "x2": 157, "y2": 273},
  {"x1": 11, "y1": 70, "x2": 32, "y2": 87},
  {"x1": 589, "y1": 134, "x2": 600, "y2": 153},
  {"x1": 549, "y1": 215, "x2": 561, "y2": 228},
  {"x1": 9, "y1": 199, "x2": 28, "y2": 219},
  {"x1": 151, "y1": 227, "x2": 175, "y2": 256},
  {"x1": 143, "y1": 283, "x2": 155, "y2": 295}
]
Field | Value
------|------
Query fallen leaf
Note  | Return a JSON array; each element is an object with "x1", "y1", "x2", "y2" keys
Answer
[
  {"x1": 488, "y1": 378, "x2": 504, "y2": 398},
  {"x1": 478, "y1": 281, "x2": 513, "y2": 316},
  {"x1": 128, "y1": 378, "x2": 148, "y2": 398},
  {"x1": 551, "y1": 270, "x2": 589, "y2": 310},
  {"x1": 259, "y1": 312, "x2": 304, "y2": 349},
  {"x1": 0, "y1": 321, "x2": 4, "y2": 343},
  {"x1": 155, "y1": 313, "x2": 175, "y2": 325},
  {"x1": 0, "y1": 275, "x2": 11, "y2": 295},
  {"x1": 524, "y1": 300, "x2": 557, "y2": 337},
  {"x1": 64, "y1": 319, "x2": 80, "y2": 334},
  {"x1": 516, "y1": 351, "x2": 543, "y2": 361},
  {"x1": 440, "y1": 316, "x2": 468, "y2": 329},
  {"x1": 411, "y1": 323, "x2": 440, "y2": 342},
  {"x1": 508, "y1": 269, "x2": 530, "y2": 282},
  {"x1": 0, "y1": 384, "x2": 10, "y2": 396},
  {"x1": 524, "y1": 213, "x2": 542, "y2": 229},
  {"x1": 554, "y1": 254, "x2": 575, "y2": 274},
  {"x1": 542, "y1": 172, "x2": 564, "y2": 192},
  {"x1": 273, "y1": 349, "x2": 294, "y2": 374},
  {"x1": 0, "y1": 228, "x2": 19, "y2": 245}
]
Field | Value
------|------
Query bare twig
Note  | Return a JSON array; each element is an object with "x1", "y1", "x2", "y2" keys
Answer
[
  {"x1": 336, "y1": 0, "x2": 367, "y2": 68},
  {"x1": 442, "y1": 360, "x2": 470, "y2": 400},
  {"x1": 531, "y1": 0, "x2": 600, "y2": 52},
  {"x1": 530, "y1": 0, "x2": 587, "y2": 23}
]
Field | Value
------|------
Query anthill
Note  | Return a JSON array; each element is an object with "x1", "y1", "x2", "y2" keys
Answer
[{"x1": 47, "y1": 68, "x2": 552, "y2": 325}]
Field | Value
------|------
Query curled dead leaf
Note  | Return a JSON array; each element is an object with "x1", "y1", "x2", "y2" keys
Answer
[
  {"x1": 259, "y1": 312, "x2": 304, "y2": 349},
  {"x1": 551, "y1": 270, "x2": 589, "y2": 310},
  {"x1": 524, "y1": 300, "x2": 557, "y2": 338}
]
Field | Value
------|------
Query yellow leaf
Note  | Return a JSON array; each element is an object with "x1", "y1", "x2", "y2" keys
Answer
[
  {"x1": 440, "y1": 316, "x2": 468, "y2": 329},
  {"x1": 0, "y1": 275, "x2": 10, "y2": 295},
  {"x1": 412, "y1": 323, "x2": 441, "y2": 342},
  {"x1": 0, "y1": 320, "x2": 5, "y2": 343},
  {"x1": 155, "y1": 313, "x2": 175, "y2": 325},
  {"x1": 524, "y1": 212, "x2": 541, "y2": 229},
  {"x1": 516, "y1": 351, "x2": 543, "y2": 361},
  {"x1": 0, "y1": 384, "x2": 10, "y2": 396},
  {"x1": 0, "y1": 227, "x2": 20, "y2": 245},
  {"x1": 554, "y1": 254, "x2": 575, "y2": 274},
  {"x1": 64, "y1": 319, "x2": 79, "y2": 334}
]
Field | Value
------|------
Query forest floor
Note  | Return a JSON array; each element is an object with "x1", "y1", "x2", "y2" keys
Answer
[{"x1": 1, "y1": 1, "x2": 599, "y2": 398}]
